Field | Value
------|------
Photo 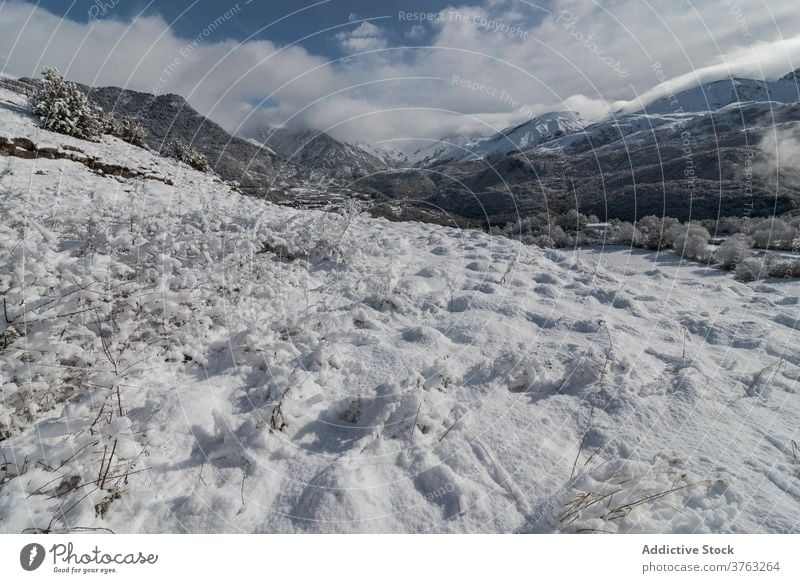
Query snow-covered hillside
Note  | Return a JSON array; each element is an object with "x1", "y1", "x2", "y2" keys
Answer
[
  {"x1": 430, "y1": 111, "x2": 585, "y2": 164},
  {"x1": 243, "y1": 126, "x2": 390, "y2": 178},
  {"x1": 1, "y1": 87, "x2": 799, "y2": 534},
  {"x1": 636, "y1": 72, "x2": 800, "y2": 114}
]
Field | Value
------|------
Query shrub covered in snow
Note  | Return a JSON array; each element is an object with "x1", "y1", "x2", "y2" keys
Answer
[
  {"x1": 750, "y1": 218, "x2": 797, "y2": 250},
  {"x1": 636, "y1": 215, "x2": 680, "y2": 250},
  {"x1": 498, "y1": 213, "x2": 572, "y2": 248},
  {"x1": 555, "y1": 209, "x2": 589, "y2": 233},
  {"x1": 31, "y1": 67, "x2": 105, "y2": 140},
  {"x1": 166, "y1": 138, "x2": 210, "y2": 172},
  {"x1": 530, "y1": 234, "x2": 556, "y2": 248},
  {"x1": 765, "y1": 258, "x2": 800, "y2": 279},
  {"x1": 714, "y1": 233, "x2": 751, "y2": 270},
  {"x1": 548, "y1": 225, "x2": 570, "y2": 247},
  {"x1": 111, "y1": 116, "x2": 147, "y2": 147},
  {"x1": 610, "y1": 221, "x2": 639, "y2": 245},
  {"x1": 734, "y1": 256, "x2": 767, "y2": 281},
  {"x1": 671, "y1": 223, "x2": 711, "y2": 261},
  {"x1": 702, "y1": 216, "x2": 744, "y2": 236}
]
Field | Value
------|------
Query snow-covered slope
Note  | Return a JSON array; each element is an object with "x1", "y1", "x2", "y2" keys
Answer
[
  {"x1": 637, "y1": 73, "x2": 800, "y2": 115},
  {"x1": 396, "y1": 135, "x2": 478, "y2": 167},
  {"x1": 430, "y1": 111, "x2": 585, "y2": 164},
  {"x1": 352, "y1": 140, "x2": 407, "y2": 167},
  {"x1": 1, "y1": 88, "x2": 799, "y2": 533},
  {"x1": 243, "y1": 126, "x2": 390, "y2": 178}
]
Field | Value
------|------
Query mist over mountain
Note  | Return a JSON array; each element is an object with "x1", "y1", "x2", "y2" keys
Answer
[
  {"x1": 353, "y1": 70, "x2": 800, "y2": 226},
  {"x1": 242, "y1": 125, "x2": 393, "y2": 180}
]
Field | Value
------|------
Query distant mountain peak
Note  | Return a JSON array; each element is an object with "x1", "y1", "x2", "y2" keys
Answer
[
  {"x1": 779, "y1": 68, "x2": 800, "y2": 83},
  {"x1": 242, "y1": 125, "x2": 392, "y2": 177},
  {"x1": 638, "y1": 73, "x2": 800, "y2": 115},
  {"x1": 426, "y1": 110, "x2": 585, "y2": 165}
]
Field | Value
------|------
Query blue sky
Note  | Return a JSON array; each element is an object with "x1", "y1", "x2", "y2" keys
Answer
[
  {"x1": 2, "y1": 0, "x2": 799, "y2": 147},
  {"x1": 31, "y1": 0, "x2": 531, "y2": 56}
]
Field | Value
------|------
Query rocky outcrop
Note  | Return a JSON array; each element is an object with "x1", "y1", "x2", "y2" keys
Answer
[{"x1": 0, "y1": 136, "x2": 173, "y2": 184}]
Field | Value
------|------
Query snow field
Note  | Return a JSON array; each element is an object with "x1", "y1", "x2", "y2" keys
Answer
[{"x1": 1, "y1": 87, "x2": 799, "y2": 533}]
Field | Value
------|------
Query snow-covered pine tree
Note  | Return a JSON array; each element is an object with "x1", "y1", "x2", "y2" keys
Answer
[
  {"x1": 31, "y1": 67, "x2": 105, "y2": 140},
  {"x1": 166, "y1": 138, "x2": 210, "y2": 172},
  {"x1": 113, "y1": 116, "x2": 146, "y2": 147}
]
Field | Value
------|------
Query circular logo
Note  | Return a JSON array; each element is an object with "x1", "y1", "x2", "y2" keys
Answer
[{"x1": 20, "y1": 543, "x2": 46, "y2": 571}]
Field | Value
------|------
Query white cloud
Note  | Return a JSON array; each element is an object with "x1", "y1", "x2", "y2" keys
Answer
[
  {"x1": 2, "y1": 0, "x2": 800, "y2": 151},
  {"x1": 334, "y1": 21, "x2": 387, "y2": 53},
  {"x1": 616, "y1": 34, "x2": 800, "y2": 112},
  {"x1": 405, "y1": 24, "x2": 427, "y2": 40},
  {"x1": 757, "y1": 126, "x2": 800, "y2": 187}
]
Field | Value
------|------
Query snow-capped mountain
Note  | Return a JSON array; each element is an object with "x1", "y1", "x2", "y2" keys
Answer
[
  {"x1": 2, "y1": 83, "x2": 800, "y2": 535},
  {"x1": 780, "y1": 67, "x2": 800, "y2": 84},
  {"x1": 414, "y1": 69, "x2": 800, "y2": 169},
  {"x1": 351, "y1": 140, "x2": 408, "y2": 167},
  {"x1": 243, "y1": 126, "x2": 392, "y2": 179},
  {"x1": 427, "y1": 111, "x2": 585, "y2": 165},
  {"x1": 392, "y1": 134, "x2": 478, "y2": 167},
  {"x1": 636, "y1": 69, "x2": 800, "y2": 114},
  {"x1": 358, "y1": 94, "x2": 800, "y2": 224}
]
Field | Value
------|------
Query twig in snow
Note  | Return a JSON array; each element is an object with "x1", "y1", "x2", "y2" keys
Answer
[
  {"x1": 2, "y1": 297, "x2": 13, "y2": 324},
  {"x1": 408, "y1": 402, "x2": 422, "y2": 448},
  {"x1": 54, "y1": 439, "x2": 100, "y2": 474},
  {"x1": 468, "y1": 430, "x2": 523, "y2": 509},
  {"x1": 743, "y1": 357, "x2": 783, "y2": 397},
  {"x1": 269, "y1": 365, "x2": 300, "y2": 432},
  {"x1": 599, "y1": 322, "x2": 614, "y2": 381},
  {"x1": 99, "y1": 438, "x2": 117, "y2": 490},
  {"x1": 559, "y1": 489, "x2": 623, "y2": 525},
  {"x1": 438, "y1": 412, "x2": 467, "y2": 442},
  {"x1": 604, "y1": 480, "x2": 712, "y2": 521},
  {"x1": 499, "y1": 253, "x2": 518, "y2": 285},
  {"x1": 96, "y1": 445, "x2": 108, "y2": 487},
  {"x1": 236, "y1": 459, "x2": 249, "y2": 515},
  {"x1": 681, "y1": 327, "x2": 688, "y2": 361},
  {"x1": 570, "y1": 406, "x2": 595, "y2": 479},
  {"x1": 90, "y1": 402, "x2": 109, "y2": 434}
]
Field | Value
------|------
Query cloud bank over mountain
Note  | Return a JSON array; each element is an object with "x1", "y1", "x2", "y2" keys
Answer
[{"x1": 2, "y1": 0, "x2": 800, "y2": 149}]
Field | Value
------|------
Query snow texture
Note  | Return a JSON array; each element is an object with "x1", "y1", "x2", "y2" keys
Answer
[{"x1": 1, "y1": 87, "x2": 799, "y2": 533}]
